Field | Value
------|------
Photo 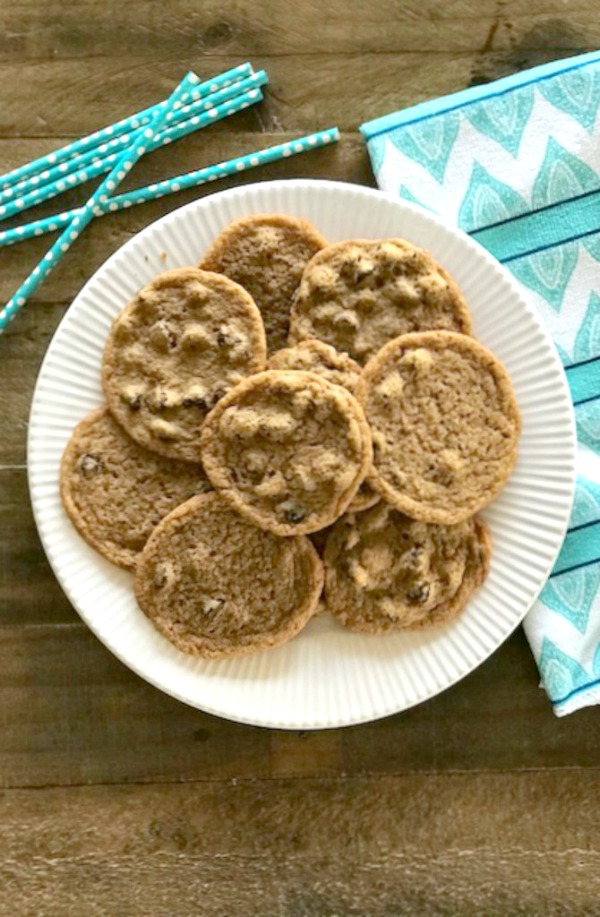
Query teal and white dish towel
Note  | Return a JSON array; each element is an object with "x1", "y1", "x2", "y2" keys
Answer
[{"x1": 361, "y1": 50, "x2": 600, "y2": 716}]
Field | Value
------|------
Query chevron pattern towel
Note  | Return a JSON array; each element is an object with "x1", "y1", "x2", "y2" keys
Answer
[{"x1": 361, "y1": 50, "x2": 600, "y2": 715}]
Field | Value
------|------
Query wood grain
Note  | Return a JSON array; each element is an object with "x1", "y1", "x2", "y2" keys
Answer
[
  {"x1": 1, "y1": 773, "x2": 599, "y2": 916},
  {"x1": 0, "y1": 0, "x2": 596, "y2": 59},
  {"x1": 1, "y1": 624, "x2": 598, "y2": 788},
  {"x1": 2, "y1": 0, "x2": 600, "y2": 910}
]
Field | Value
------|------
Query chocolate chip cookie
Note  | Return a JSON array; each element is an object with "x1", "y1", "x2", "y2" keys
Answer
[
  {"x1": 268, "y1": 340, "x2": 377, "y2": 513},
  {"x1": 60, "y1": 407, "x2": 211, "y2": 570},
  {"x1": 201, "y1": 370, "x2": 373, "y2": 536},
  {"x1": 289, "y1": 239, "x2": 473, "y2": 364},
  {"x1": 359, "y1": 331, "x2": 521, "y2": 523},
  {"x1": 102, "y1": 268, "x2": 266, "y2": 462},
  {"x1": 323, "y1": 502, "x2": 491, "y2": 633},
  {"x1": 200, "y1": 214, "x2": 326, "y2": 353},
  {"x1": 268, "y1": 339, "x2": 362, "y2": 394},
  {"x1": 134, "y1": 492, "x2": 324, "y2": 658}
]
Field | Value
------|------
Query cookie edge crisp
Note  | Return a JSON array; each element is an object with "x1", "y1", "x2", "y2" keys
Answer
[
  {"x1": 134, "y1": 492, "x2": 325, "y2": 659},
  {"x1": 358, "y1": 330, "x2": 522, "y2": 524},
  {"x1": 323, "y1": 512, "x2": 491, "y2": 634},
  {"x1": 201, "y1": 369, "x2": 373, "y2": 537},
  {"x1": 199, "y1": 213, "x2": 328, "y2": 273},
  {"x1": 101, "y1": 267, "x2": 267, "y2": 463},
  {"x1": 60, "y1": 406, "x2": 149, "y2": 570},
  {"x1": 268, "y1": 338, "x2": 362, "y2": 394}
]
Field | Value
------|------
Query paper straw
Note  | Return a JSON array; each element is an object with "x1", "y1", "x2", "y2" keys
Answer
[
  {"x1": 0, "y1": 81, "x2": 265, "y2": 222},
  {"x1": 0, "y1": 63, "x2": 252, "y2": 193},
  {"x1": 0, "y1": 72, "x2": 199, "y2": 334},
  {"x1": 0, "y1": 128, "x2": 340, "y2": 249},
  {"x1": 0, "y1": 71, "x2": 267, "y2": 207}
]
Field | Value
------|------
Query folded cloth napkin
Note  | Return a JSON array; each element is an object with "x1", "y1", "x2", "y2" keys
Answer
[{"x1": 361, "y1": 50, "x2": 600, "y2": 715}]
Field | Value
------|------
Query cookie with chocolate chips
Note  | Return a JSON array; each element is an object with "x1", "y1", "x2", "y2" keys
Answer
[
  {"x1": 268, "y1": 340, "x2": 377, "y2": 513},
  {"x1": 268, "y1": 338, "x2": 362, "y2": 394},
  {"x1": 102, "y1": 268, "x2": 266, "y2": 462},
  {"x1": 134, "y1": 492, "x2": 324, "y2": 658},
  {"x1": 60, "y1": 407, "x2": 211, "y2": 570},
  {"x1": 323, "y1": 502, "x2": 491, "y2": 633},
  {"x1": 200, "y1": 370, "x2": 373, "y2": 536},
  {"x1": 289, "y1": 238, "x2": 473, "y2": 364}
]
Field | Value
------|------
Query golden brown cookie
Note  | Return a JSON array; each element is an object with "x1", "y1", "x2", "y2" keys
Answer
[
  {"x1": 60, "y1": 407, "x2": 211, "y2": 570},
  {"x1": 323, "y1": 502, "x2": 491, "y2": 633},
  {"x1": 268, "y1": 339, "x2": 362, "y2": 394},
  {"x1": 347, "y1": 481, "x2": 380, "y2": 513},
  {"x1": 102, "y1": 268, "x2": 266, "y2": 462},
  {"x1": 268, "y1": 340, "x2": 377, "y2": 514},
  {"x1": 289, "y1": 238, "x2": 473, "y2": 364},
  {"x1": 200, "y1": 214, "x2": 327, "y2": 353},
  {"x1": 359, "y1": 331, "x2": 521, "y2": 524},
  {"x1": 201, "y1": 370, "x2": 373, "y2": 536},
  {"x1": 134, "y1": 492, "x2": 324, "y2": 658}
]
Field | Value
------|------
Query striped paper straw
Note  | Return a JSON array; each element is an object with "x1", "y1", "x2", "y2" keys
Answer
[
  {"x1": 0, "y1": 71, "x2": 267, "y2": 208},
  {"x1": 0, "y1": 72, "x2": 200, "y2": 334},
  {"x1": 0, "y1": 63, "x2": 252, "y2": 193},
  {"x1": 0, "y1": 128, "x2": 340, "y2": 249},
  {"x1": 0, "y1": 81, "x2": 265, "y2": 222}
]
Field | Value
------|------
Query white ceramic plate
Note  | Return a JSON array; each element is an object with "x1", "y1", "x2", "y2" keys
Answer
[{"x1": 28, "y1": 179, "x2": 576, "y2": 729}]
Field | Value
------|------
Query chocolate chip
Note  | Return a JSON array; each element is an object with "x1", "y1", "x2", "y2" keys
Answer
[
  {"x1": 79, "y1": 454, "x2": 103, "y2": 477},
  {"x1": 183, "y1": 396, "x2": 207, "y2": 409},
  {"x1": 217, "y1": 326, "x2": 242, "y2": 347},
  {"x1": 282, "y1": 505, "x2": 306, "y2": 525},
  {"x1": 406, "y1": 547, "x2": 423, "y2": 566},
  {"x1": 121, "y1": 392, "x2": 142, "y2": 411},
  {"x1": 354, "y1": 263, "x2": 373, "y2": 283},
  {"x1": 153, "y1": 565, "x2": 169, "y2": 589},
  {"x1": 146, "y1": 390, "x2": 170, "y2": 413},
  {"x1": 210, "y1": 389, "x2": 225, "y2": 407},
  {"x1": 407, "y1": 582, "x2": 430, "y2": 604}
]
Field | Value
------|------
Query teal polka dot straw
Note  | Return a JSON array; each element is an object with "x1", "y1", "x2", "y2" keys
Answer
[
  {"x1": 0, "y1": 63, "x2": 252, "y2": 193},
  {"x1": 0, "y1": 71, "x2": 200, "y2": 335},
  {"x1": 0, "y1": 127, "x2": 340, "y2": 250},
  {"x1": 0, "y1": 71, "x2": 267, "y2": 221}
]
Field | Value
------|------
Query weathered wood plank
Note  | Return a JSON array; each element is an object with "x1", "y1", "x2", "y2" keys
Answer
[
  {"x1": 0, "y1": 469, "x2": 78, "y2": 624},
  {"x1": 0, "y1": 53, "x2": 491, "y2": 137},
  {"x1": 0, "y1": 623, "x2": 598, "y2": 788},
  {"x1": 0, "y1": 772, "x2": 599, "y2": 916},
  {"x1": 0, "y1": 0, "x2": 596, "y2": 59}
]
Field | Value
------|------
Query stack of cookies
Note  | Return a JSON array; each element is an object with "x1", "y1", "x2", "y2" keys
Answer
[{"x1": 61, "y1": 214, "x2": 521, "y2": 659}]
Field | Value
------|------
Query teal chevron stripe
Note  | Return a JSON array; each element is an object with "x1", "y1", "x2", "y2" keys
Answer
[
  {"x1": 570, "y1": 476, "x2": 600, "y2": 528},
  {"x1": 538, "y1": 65, "x2": 600, "y2": 131},
  {"x1": 387, "y1": 112, "x2": 459, "y2": 183},
  {"x1": 541, "y1": 558, "x2": 600, "y2": 633},
  {"x1": 538, "y1": 637, "x2": 591, "y2": 702},
  {"x1": 459, "y1": 162, "x2": 528, "y2": 232},
  {"x1": 506, "y1": 242, "x2": 578, "y2": 312},
  {"x1": 532, "y1": 138, "x2": 599, "y2": 209},
  {"x1": 472, "y1": 189, "x2": 600, "y2": 261},
  {"x1": 464, "y1": 85, "x2": 534, "y2": 157},
  {"x1": 577, "y1": 398, "x2": 600, "y2": 452},
  {"x1": 552, "y1": 520, "x2": 600, "y2": 576},
  {"x1": 566, "y1": 358, "x2": 600, "y2": 404},
  {"x1": 573, "y1": 292, "x2": 600, "y2": 362},
  {"x1": 553, "y1": 676, "x2": 600, "y2": 706},
  {"x1": 360, "y1": 50, "x2": 600, "y2": 139}
]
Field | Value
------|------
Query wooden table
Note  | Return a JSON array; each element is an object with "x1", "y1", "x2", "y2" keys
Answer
[{"x1": 1, "y1": 2, "x2": 599, "y2": 914}]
